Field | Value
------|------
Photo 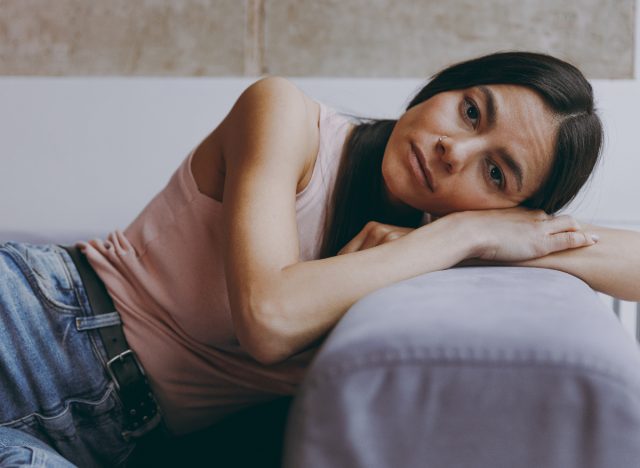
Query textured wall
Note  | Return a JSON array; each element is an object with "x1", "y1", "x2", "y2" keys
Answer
[
  {"x1": 0, "y1": 0, "x2": 635, "y2": 78},
  {"x1": 0, "y1": 0, "x2": 247, "y2": 75}
]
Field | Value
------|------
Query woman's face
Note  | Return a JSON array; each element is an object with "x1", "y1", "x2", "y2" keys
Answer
[{"x1": 381, "y1": 84, "x2": 558, "y2": 216}]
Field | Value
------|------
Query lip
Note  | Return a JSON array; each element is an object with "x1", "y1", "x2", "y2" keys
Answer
[{"x1": 410, "y1": 142, "x2": 435, "y2": 192}]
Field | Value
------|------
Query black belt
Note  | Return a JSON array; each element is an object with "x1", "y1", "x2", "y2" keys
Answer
[{"x1": 61, "y1": 245, "x2": 160, "y2": 438}]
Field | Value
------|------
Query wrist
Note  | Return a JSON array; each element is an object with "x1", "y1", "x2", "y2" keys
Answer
[
  {"x1": 428, "y1": 212, "x2": 485, "y2": 261},
  {"x1": 440, "y1": 212, "x2": 488, "y2": 260}
]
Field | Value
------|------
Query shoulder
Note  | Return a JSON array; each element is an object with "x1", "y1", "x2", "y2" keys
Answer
[
  {"x1": 230, "y1": 76, "x2": 320, "y2": 135},
  {"x1": 241, "y1": 76, "x2": 315, "y2": 104},
  {"x1": 219, "y1": 76, "x2": 321, "y2": 151},
  {"x1": 218, "y1": 77, "x2": 321, "y2": 186}
]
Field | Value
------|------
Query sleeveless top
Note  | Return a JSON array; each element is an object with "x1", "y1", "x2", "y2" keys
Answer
[{"x1": 79, "y1": 102, "x2": 354, "y2": 434}]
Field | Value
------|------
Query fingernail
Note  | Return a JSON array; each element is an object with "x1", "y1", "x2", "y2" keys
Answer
[{"x1": 590, "y1": 234, "x2": 600, "y2": 242}]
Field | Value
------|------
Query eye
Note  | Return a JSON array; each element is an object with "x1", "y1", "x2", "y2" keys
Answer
[
  {"x1": 462, "y1": 98, "x2": 480, "y2": 128},
  {"x1": 486, "y1": 160, "x2": 504, "y2": 189}
]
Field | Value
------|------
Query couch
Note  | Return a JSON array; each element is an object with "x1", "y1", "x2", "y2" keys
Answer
[
  {"x1": 3, "y1": 78, "x2": 639, "y2": 468},
  {"x1": 3, "y1": 228, "x2": 640, "y2": 467},
  {"x1": 125, "y1": 264, "x2": 640, "y2": 468},
  {"x1": 280, "y1": 266, "x2": 640, "y2": 468}
]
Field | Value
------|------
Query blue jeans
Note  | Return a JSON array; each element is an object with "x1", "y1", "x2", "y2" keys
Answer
[{"x1": 0, "y1": 242, "x2": 155, "y2": 467}]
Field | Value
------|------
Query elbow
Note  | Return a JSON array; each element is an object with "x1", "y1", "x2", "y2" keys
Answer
[{"x1": 235, "y1": 296, "x2": 292, "y2": 366}]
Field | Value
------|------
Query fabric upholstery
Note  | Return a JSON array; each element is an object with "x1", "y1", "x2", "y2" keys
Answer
[{"x1": 283, "y1": 267, "x2": 640, "y2": 468}]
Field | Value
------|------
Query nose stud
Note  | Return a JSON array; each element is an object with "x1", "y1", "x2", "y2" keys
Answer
[{"x1": 438, "y1": 135, "x2": 448, "y2": 143}]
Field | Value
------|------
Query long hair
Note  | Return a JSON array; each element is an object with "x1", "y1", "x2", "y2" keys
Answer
[{"x1": 319, "y1": 51, "x2": 604, "y2": 258}]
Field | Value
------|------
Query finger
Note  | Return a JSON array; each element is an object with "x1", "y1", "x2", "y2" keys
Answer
[
  {"x1": 338, "y1": 223, "x2": 412, "y2": 254},
  {"x1": 359, "y1": 229, "x2": 390, "y2": 251},
  {"x1": 338, "y1": 238, "x2": 364, "y2": 255},
  {"x1": 357, "y1": 222, "x2": 402, "y2": 251},
  {"x1": 337, "y1": 227, "x2": 371, "y2": 255},
  {"x1": 362, "y1": 228, "x2": 413, "y2": 250},
  {"x1": 546, "y1": 230, "x2": 597, "y2": 253},
  {"x1": 343, "y1": 227, "x2": 405, "y2": 253},
  {"x1": 338, "y1": 221, "x2": 390, "y2": 255},
  {"x1": 380, "y1": 231, "x2": 405, "y2": 244}
]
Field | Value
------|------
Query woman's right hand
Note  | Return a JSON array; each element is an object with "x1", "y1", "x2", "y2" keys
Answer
[
  {"x1": 337, "y1": 221, "x2": 415, "y2": 255},
  {"x1": 445, "y1": 207, "x2": 599, "y2": 263}
]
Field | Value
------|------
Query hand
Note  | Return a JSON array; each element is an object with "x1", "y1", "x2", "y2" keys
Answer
[
  {"x1": 451, "y1": 207, "x2": 598, "y2": 263},
  {"x1": 337, "y1": 221, "x2": 415, "y2": 255}
]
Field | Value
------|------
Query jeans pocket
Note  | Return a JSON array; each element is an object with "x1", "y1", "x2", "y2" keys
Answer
[
  {"x1": 0, "y1": 427, "x2": 77, "y2": 468},
  {"x1": 4, "y1": 243, "x2": 80, "y2": 312},
  {"x1": 8, "y1": 387, "x2": 134, "y2": 468}
]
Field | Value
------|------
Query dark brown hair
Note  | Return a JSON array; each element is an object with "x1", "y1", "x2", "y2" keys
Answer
[{"x1": 319, "y1": 51, "x2": 603, "y2": 258}]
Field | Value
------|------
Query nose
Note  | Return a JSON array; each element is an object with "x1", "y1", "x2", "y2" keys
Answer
[{"x1": 436, "y1": 136, "x2": 477, "y2": 174}]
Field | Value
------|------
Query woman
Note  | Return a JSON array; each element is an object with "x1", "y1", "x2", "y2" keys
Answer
[{"x1": 1, "y1": 51, "x2": 639, "y2": 467}]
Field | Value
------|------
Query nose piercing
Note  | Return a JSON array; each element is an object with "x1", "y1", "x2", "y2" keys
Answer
[{"x1": 438, "y1": 135, "x2": 448, "y2": 143}]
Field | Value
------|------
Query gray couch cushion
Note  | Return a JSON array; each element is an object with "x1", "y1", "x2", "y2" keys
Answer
[
  {"x1": 0, "y1": 231, "x2": 105, "y2": 245},
  {"x1": 283, "y1": 267, "x2": 640, "y2": 468}
]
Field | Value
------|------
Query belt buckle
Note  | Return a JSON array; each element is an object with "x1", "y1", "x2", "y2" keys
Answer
[
  {"x1": 106, "y1": 349, "x2": 160, "y2": 436},
  {"x1": 106, "y1": 349, "x2": 141, "y2": 390}
]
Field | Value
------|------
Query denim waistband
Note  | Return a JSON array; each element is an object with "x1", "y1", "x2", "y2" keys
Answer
[
  {"x1": 60, "y1": 244, "x2": 161, "y2": 438},
  {"x1": 0, "y1": 242, "x2": 152, "y2": 466}
]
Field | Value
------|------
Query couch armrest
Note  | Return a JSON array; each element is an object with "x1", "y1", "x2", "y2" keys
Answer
[{"x1": 283, "y1": 267, "x2": 640, "y2": 468}]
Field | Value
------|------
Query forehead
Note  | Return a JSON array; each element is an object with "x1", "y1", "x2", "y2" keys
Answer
[{"x1": 476, "y1": 84, "x2": 558, "y2": 198}]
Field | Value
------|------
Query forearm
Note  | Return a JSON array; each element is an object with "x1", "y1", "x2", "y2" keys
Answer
[
  {"x1": 235, "y1": 207, "x2": 608, "y2": 364},
  {"x1": 261, "y1": 217, "x2": 473, "y2": 363},
  {"x1": 511, "y1": 225, "x2": 640, "y2": 301}
]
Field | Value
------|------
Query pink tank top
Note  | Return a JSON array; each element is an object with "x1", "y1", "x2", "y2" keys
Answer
[{"x1": 80, "y1": 102, "x2": 353, "y2": 434}]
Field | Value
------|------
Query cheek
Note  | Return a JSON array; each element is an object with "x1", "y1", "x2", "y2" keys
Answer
[
  {"x1": 439, "y1": 184, "x2": 498, "y2": 211},
  {"x1": 380, "y1": 148, "x2": 404, "y2": 195},
  {"x1": 381, "y1": 144, "x2": 398, "y2": 176}
]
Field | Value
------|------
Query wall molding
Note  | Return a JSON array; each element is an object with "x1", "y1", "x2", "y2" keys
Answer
[{"x1": 244, "y1": 0, "x2": 265, "y2": 76}]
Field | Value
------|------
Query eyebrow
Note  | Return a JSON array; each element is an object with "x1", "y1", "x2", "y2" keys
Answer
[
  {"x1": 477, "y1": 85, "x2": 524, "y2": 193},
  {"x1": 478, "y1": 85, "x2": 497, "y2": 128},
  {"x1": 497, "y1": 149, "x2": 524, "y2": 193}
]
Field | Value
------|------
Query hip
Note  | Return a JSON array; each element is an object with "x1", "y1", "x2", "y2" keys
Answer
[{"x1": 0, "y1": 242, "x2": 159, "y2": 467}]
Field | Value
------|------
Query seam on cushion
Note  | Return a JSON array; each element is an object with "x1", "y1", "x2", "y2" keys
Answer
[{"x1": 308, "y1": 347, "x2": 640, "y2": 392}]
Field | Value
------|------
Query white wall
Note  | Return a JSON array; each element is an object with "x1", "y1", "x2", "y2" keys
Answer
[
  {"x1": 1, "y1": 0, "x2": 639, "y2": 236},
  {"x1": 564, "y1": 80, "x2": 640, "y2": 229},
  {"x1": 0, "y1": 76, "x2": 638, "y2": 238}
]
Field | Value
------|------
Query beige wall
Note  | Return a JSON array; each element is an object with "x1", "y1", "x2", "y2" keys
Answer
[{"x1": 0, "y1": 0, "x2": 635, "y2": 78}]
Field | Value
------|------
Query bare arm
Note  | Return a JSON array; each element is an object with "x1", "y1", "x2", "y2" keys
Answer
[
  {"x1": 218, "y1": 77, "x2": 476, "y2": 365},
  {"x1": 268, "y1": 210, "x2": 601, "y2": 364},
  {"x1": 217, "y1": 77, "x2": 596, "y2": 365},
  {"x1": 270, "y1": 219, "x2": 474, "y2": 361},
  {"x1": 509, "y1": 224, "x2": 640, "y2": 301}
]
